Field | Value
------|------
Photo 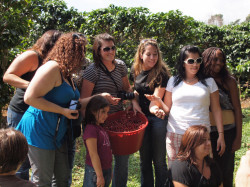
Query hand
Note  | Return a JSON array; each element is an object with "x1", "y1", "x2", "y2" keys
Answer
[
  {"x1": 131, "y1": 99, "x2": 144, "y2": 115},
  {"x1": 217, "y1": 134, "x2": 226, "y2": 156},
  {"x1": 232, "y1": 136, "x2": 242, "y2": 152},
  {"x1": 144, "y1": 94, "x2": 161, "y2": 103},
  {"x1": 153, "y1": 108, "x2": 165, "y2": 119},
  {"x1": 96, "y1": 175, "x2": 105, "y2": 187},
  {"x1": 61, "y1": 108, "x2": 79, "y2": 119},
  {"x1": 101, "y1": 92, "x2": 121, "y2": 105}
]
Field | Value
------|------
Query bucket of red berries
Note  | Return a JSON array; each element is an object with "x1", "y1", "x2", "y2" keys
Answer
[{"x1": 102, "y1": 111, "x2": 148, "y2": 155}]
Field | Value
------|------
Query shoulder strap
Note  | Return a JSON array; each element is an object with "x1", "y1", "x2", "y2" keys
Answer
[{"x1": 99, "y1": 62, "x2": 119, "y2": 91}]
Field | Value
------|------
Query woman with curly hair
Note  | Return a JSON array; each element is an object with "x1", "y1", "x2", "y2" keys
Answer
[
  {"x1": 164, "y1": 45, "x2": 225, "y2": 167},
  {"x1": 171, "y1": 125, "x2": 223, "y2": 187},
  {"x1": 3, "y1": 30, "x2": 62, "y2": 180},
  {"x1": 202, "y1": 47, "x2": 242, "y2": 187},
  {"x1": 130, "y1": 39, "x2": 170, "y2": 186},
  {"x1": 16, "y1": 32, "x2": 87, "y2": 186}
]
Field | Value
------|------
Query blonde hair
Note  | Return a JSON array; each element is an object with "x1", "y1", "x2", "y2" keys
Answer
[{"x1": 133, "y1": 39, "x2": 170, "y2": 90}]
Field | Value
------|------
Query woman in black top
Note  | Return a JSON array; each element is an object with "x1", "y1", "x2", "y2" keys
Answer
[
  {"x1": 130, "y1": 39, "x2": 170, "y2": 187},
  {"x1": 3, "y1": 30, "x2": 62, "y2": 180},
  {"x1": 171, "y1": 125, "x2": 223, "y2": 187}
]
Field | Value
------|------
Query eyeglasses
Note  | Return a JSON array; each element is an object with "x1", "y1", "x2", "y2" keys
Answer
[
  {"x1": 184, "y1": 57, "x2": 202, "y2": 65},
  {"x1": 102, "y1": 45, "x2": 116, "y2": 52},
  {"x1": 141, "y1": 39, "x2": 157, "y2": 44},
  {"x1": 72, "y1": 33, "x2": 86, "y2": 39}
]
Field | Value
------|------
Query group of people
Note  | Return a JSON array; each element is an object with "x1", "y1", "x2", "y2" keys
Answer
[{"x1": 1, "y1": 30, "x2": 243, "y2": 187}]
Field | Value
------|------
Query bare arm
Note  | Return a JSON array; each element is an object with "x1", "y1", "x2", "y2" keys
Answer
[
  {"x1": 24, "y1": 60, "x2": 78, "y2": 119},
  {"x1": 210, "y1": 90, "x2": 225, "y2": 156},
  {"x1": 227, "y1": 77, "x2": 242, "y2": 152},
  {"x1": 164, "y1": 90, "x2": 172, "y2": 112},
  {"x1": 173, "y1": 181, "x2": 188, "y2": 187},
  {"x1": 3, "y1": 51, "x2": 39, "y2": 89},
  {"x1": 86, "y1": 138, "x2": 105, "y2": 187}
]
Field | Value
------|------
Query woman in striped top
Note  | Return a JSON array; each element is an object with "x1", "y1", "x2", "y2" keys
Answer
[{"x1": 80, "y1": 33, "x2": 142, "y2": 187}]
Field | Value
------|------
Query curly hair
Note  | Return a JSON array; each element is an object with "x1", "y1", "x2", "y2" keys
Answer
[
  {"x1": 44, "y1": 32, "x2": 87, "y2": 78},
  {"x1": 174, "y1": 45, "x2": 207, "y2": 87},
  {"x1": 0, "y1": 128, "x2": 28, "y2": 174},
  {"x1": 177, "y1": 125, "x2": 213, "y2": 167},
  {"x1": 92, "y1": 33, "x2": 116, "y2": 67},
  {"x1": 30, "y1": 30, "x2": 62, "y2": 59},
  {"x1": 133, "y1": 39, "x2": 170, "y2": 90},
  {"x1": 202, "y1": 47, "x2": 230, "y2": 83}
]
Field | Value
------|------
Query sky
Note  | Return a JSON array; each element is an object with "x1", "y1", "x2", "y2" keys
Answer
[{"x1": 64, "y1": 0, "x2": 250, "y2": 24}]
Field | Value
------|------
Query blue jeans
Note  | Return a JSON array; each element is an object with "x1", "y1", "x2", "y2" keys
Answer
[
  {"x1": 211, "y1": 127, "x2": 236, "y2": 187},
  {"x1": 140, "y1": 115, "x2": 168, "y2": 187},
  {"x1": 83, "y1": 164, "x2": 112, "y2": 187},
  {"x1": 7, "y1": 107, "x2": 31, "y2": 180},
  {"x1": 112, "y1": 154, "x2": 129, "y2": 187}
]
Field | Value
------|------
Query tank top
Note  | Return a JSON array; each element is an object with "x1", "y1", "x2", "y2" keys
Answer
[
  {"x1": 9, "y1": 51, "x2": 43, "y2": 113},
  {"x1": 16, "y1": 79, "x2": 80, "y2": 150}
]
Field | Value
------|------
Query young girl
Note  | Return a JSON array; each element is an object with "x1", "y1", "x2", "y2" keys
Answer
[{"x1": 83, "y1": 95, "x2": 112, "y2": 187}]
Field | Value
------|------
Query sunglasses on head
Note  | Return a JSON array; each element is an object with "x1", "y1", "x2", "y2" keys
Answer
[
  {"x1": 184, "y1": 57, "x2": 202, "y2": 64},
  {"x1": 102, "y1": 45, "x2": 116, "y2": 52},
  {"x1": 141, "y1": 39, "x2": 157, "y2": 44},
  {"x1": 72, "y1": 33, "x2": 86, "y2": 39}
]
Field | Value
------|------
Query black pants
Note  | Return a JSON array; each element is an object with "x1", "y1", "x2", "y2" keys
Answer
[{"x1": 210, "y1": 127, "x2": 236, "y2": 187}]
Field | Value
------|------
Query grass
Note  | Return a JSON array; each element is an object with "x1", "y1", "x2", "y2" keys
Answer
[{"x1": 71, "y1": 108, "x2": 250, "y2": 187}]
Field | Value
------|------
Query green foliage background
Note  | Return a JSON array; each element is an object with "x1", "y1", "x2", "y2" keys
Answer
[{"x1": 0, "y1": 0, "x2": 249, "y2": 121}]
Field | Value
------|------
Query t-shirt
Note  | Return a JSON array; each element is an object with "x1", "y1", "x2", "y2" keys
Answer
[
  {"x1": 82, "y1": 59, "x2": 127, "y2": 114},
  {"x1": 166, "y1": 77, "x2": 218, "y2": 134},
  {"x1": 171, "y1": 159, "x2": 222, "y2": 187},
  {"x1": 0, "y1": 175, "x2": 36, "y2": 187},
  {"x1": 83, "y1": 124, "x2": 112, "y2": 170},
  {"x1": 130, "y1": 68, "x2": 169, "y2": 116}
]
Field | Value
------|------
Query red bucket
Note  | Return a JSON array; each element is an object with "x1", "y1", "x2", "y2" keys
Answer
[{"x1": 103, "y1": 111, "x2": 148, "y2": 155}]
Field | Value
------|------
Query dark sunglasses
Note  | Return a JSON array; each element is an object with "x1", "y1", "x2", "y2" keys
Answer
[
  {"x1": 184, "y1": 57, "x2": 202, "y2": 64},
  {"x1": 102, "y1": 45, "x2": 116, "y2": 52}
]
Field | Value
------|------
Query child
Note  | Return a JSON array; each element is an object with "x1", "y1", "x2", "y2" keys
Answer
[
  {"x1": 0, "y1": 128, "x2": 36, "y2": 187},
  {"x1": 83, "y1": 95, "x2": 112, "y2": 187}
]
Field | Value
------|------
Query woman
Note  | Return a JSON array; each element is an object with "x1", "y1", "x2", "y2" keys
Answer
[
  {"x1": 3, "y1": 30, "x2": 62, "y2": 180},
  {"x1": 203, "y1": 47, "x2": 242, "y2": 187},
  {"x1": 16, "y1": 32, "x2": 87, "y2": 186},
  {"x1": 130, "y1": 39, "x2": 170, "y2": 186},
  {"x1": 81, "y1": 33, "x2": 142, "y2": 187},
  {"x1": 171, "y1": 125, "x2": 223, "y2": 187},
  {"x1": 164, "y1": 45, "x2": 225, "y2": 167}
]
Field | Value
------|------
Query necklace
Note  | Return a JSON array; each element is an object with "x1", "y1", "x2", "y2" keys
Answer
[
  {"x1": 105, "y1": 63, "x2": 115, "y2": 72},
  {"x1": 185, "y1": 76, "x2": 197, "y2": 84}
]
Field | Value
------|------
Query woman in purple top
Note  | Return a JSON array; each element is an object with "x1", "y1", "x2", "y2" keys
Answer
[{"x1": 83, "y1": 95, "x2": 112, "y2": 187}]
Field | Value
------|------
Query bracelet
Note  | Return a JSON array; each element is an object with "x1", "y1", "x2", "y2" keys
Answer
[{"x1": 218, "y1": 132, "x2": 224, "y2": 134}]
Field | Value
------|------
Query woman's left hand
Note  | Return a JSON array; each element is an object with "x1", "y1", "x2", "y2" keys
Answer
[{"x1": 217, "y1": 134, "x2": 226, "y2": 156}]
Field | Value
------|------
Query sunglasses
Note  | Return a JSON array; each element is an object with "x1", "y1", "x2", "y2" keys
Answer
[
  {"x1": 72, "y1": 33, "x2": 86, "y2": 39},
  {"x1": 141, "y1": 39, "x2": 157, "y2": 44},
  {"x1": 184, "y1": 57, "x2": 202, "y2": 64},
  {"x1": 102, "y1": 45, "x2": 116, "y2": 52}
]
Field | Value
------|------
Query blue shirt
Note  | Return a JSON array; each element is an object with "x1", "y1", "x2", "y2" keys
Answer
[{"x1": 16, "y1": 80, "x2": 80, "y2": 150}]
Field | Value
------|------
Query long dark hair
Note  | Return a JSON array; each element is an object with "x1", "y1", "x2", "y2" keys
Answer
[
  {"x1": 177, "y1": 125, "x2": 212, "y2": 166},
  {"x1": 174, "y1": 45, "x2": 207, "y2": 87},
  {"x1": 84, "y1": 95, "x2": 109, "y2": 127},
  {"x1": 92, "y1": 33, "x2": 116, "y2": 67},
  {"x1": 202, "y1": 47, "x2": 230, "y2": 86},
  {"x1": 30, "y1": 30, "x2": 62, "y2": 59}
]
